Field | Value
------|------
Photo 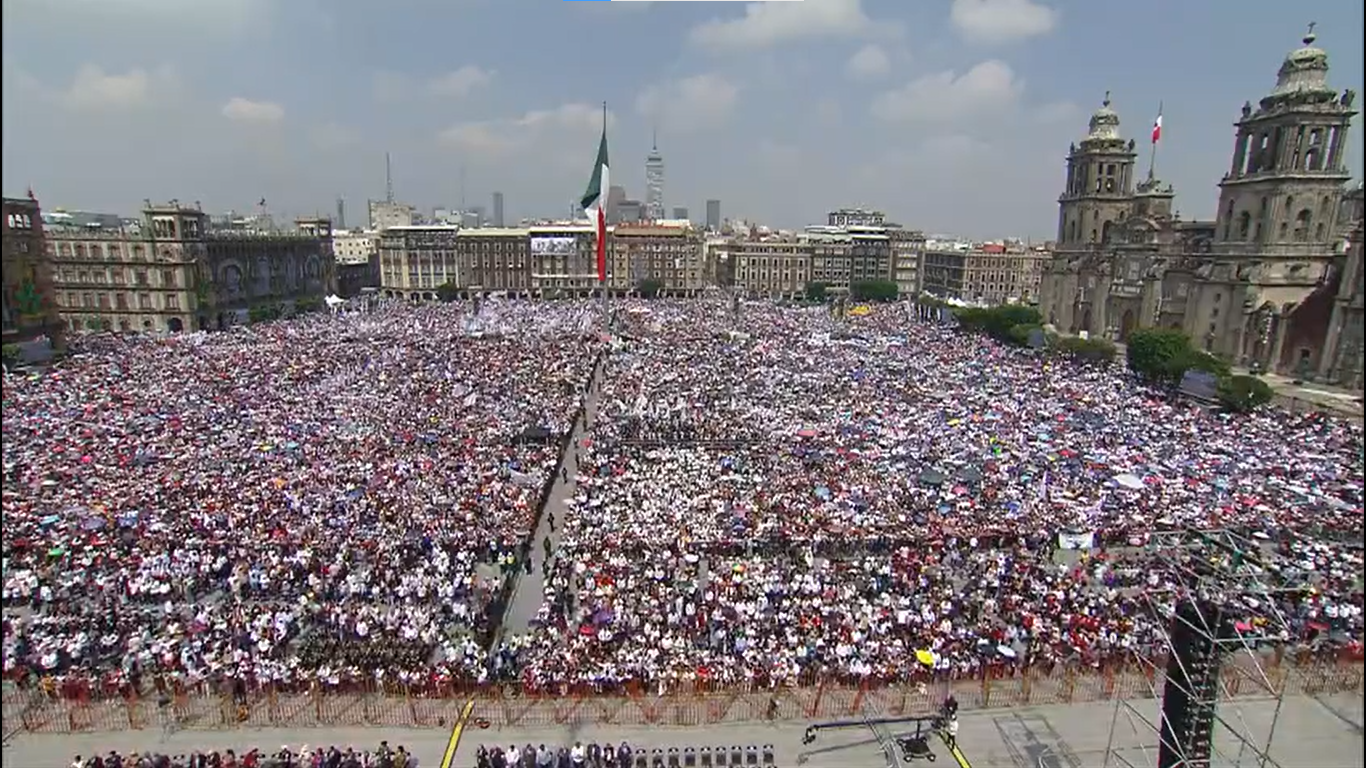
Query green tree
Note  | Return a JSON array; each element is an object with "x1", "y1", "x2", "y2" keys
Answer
[
  {"x1": 1053, "y1": 335, "x2": 1117, "y2": 363},
  {"x1": 1008, "y1": 323, "x2": 1042, "y2": 346},
  {"x1": 1125, "y1": 328, "x2": 1194, "y2": 384},
  {"x1": 294, "y1": 296, "x2": 324, "y2": 315},
  {"x1": 1, "y1": 344, "x2": 20, "y2": 367},
  {"x1": 637, "y1": 279, "x2": 664, "y2": 299},
  {"x1": 436, "y1": 281, "x2": 460, "y2": 302},
  {"x1": 1217, "y1": 374, "x2": 1274, "y2": 413},
  {"x1": 954, "y1": 304, "x2": 1043, "y2": 342},
  {"x1": 804, "y1": 281, "x2": 828, "y2": 302},
  {"x1": 849, "y1": 279, "x2": 898, "y2": 302}
]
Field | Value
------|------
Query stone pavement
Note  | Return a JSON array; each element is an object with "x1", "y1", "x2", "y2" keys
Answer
[
  {"x1": 7, "y1": 694, "x2": 1361, "y2": 768},
  {"x1": 501, "y1": 357, "x2": 604, "y2": 635}
]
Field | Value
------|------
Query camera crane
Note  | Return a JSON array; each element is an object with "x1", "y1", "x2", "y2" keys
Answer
[{"x1": 802, "y1": 712, "x2": 954, "y2": 764}]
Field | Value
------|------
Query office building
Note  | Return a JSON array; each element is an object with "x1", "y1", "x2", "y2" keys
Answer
[
  {"x1": 610, "y1": 223, "x2": 705, "y2": 294},
  {"x1": 492, "y1": 192, "x2": 505, "y2": 228},
  {"x1": 706, "y1": 200, "x2": 722, "y2": 231},
  {"x1": 672, "y1": 207, "x2": 689, "y2": 222}
]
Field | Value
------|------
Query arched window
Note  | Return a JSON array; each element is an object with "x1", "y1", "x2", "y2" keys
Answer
[
  {"x1": 1101, "y1": 220, "x2": 1114, "y2": 243},
  {"x1": 1293, "y1": 209, "x2": 1312, "y2": 241},
  {"x1": 1068, "y1": 219, "x2": 1077, "y2": 242},
  {"x1": 1222, "y1": 199, "x2": 1236, "y2": 240},
  {"x1": 1238, "y1": 211, "x2": 1252, "y2": 240},
  {"x1": 1315, "y1": 222, "x2": 1325, "y2": 240}
]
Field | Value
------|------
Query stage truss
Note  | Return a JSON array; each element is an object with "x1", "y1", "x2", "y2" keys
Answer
[{"x1": 1101, "y1": 527, "x2": 1312, "y2": 768}]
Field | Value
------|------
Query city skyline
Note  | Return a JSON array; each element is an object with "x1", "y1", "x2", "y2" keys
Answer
[{"x1": 2, "y1": 0, "x2": 1362, "y2": 237}]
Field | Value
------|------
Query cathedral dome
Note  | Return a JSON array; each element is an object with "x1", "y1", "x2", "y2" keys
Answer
[
  {"x1": 1270, "y1": 26, "x2": 1333, "y2": 97},
  {"x1": 1086, "y1": 92, "x2": 1121, "y2": 141}
]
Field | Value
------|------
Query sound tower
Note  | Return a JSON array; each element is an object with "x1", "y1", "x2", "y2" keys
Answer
[{"x1": 1157, "y1": 600, "x2": 1233, "y2": 768}]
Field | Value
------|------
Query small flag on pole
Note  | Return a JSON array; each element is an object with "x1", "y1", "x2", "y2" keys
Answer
[{"x1": 1151, "y1": 105, "x2": 1163, "y2": 144}]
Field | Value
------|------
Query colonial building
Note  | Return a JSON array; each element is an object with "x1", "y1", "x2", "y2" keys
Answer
[
  {"x1": 805, "y1": 225, "x2": 892, "y2": 290},
  {"x1": 378, "y1": 225, "x2": 460, "y2": 300},
  {"x1": 529, "y1": 225, "x2": 598, "y2": 297},
  {"x1": 1319, "y1": 183, "x2": 1365, "y2": 389},
  {"x1": 1041, "y1": 28, "x2": 1358, "y2": 376},
  {"x1": 455, "y1": 228, "x2": 532, "y2": 295},
  {"x1": 921, "y1": 248, "x2": 968, "y2": 300},
  {"x1": 46, "y1": 203, "x2": 334, "y2": 333},
  {"x1": 727, "y1": 239, "x2": 812, "y2": 298},
  {"x1": 889, "y1": 227, "x2": 926, "y2": 297},
  {"x1": 609, "y1": 223, "x2": 705, "y2": 295},
  {"x1": 962, "y1": 243, "x2": 1050, "y2": 305},
  {"x1": 2, "y1": 195, "x2": 64, "y2": 351}
]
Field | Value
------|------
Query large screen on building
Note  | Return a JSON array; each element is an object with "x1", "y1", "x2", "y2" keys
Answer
[{"x1": 531, "y1": 237, "x2": 576, "y2": 256}]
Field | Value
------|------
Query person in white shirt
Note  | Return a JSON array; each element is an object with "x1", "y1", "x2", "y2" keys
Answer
[{"x1": 570, "y1": 742, "x2": 586, "y2": 766}]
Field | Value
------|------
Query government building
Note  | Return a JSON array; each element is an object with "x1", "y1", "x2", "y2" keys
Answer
[{"x1": 1040, "y1": 28, "x2": 1361, "y2": 387}]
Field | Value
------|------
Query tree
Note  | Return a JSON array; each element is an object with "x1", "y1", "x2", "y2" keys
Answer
[
  {"x1": 954, "y1": 304, "x2": 1043, "y2": 343},
  {"x1": 1052, "y1": 335, "x2": 1117, "y2": 363},
  {"x1": 1, "y1": 344, "x2": 20, "y2": 367},
  {"x1": 436, "y1": 281, "x2": 460, "y2": 302},
  {"x1": 804, "y1": 281, "x2": 828, "y2": 302},
  {"x1": 294, "y1": 296, "x2": 324, "y2": 315},
  {"x1": 1217, "y1": 374, "x2": 1274, "y2": 412},
  {"x1": 637, "y1": 279, "x2": 664, "y2": 299},
  {"x1": 849, "y1": 279, "x2": 898, "y2": 302},
  {"x1": 1125, "y1": 328, "x2": 1194, "y2": 384}
]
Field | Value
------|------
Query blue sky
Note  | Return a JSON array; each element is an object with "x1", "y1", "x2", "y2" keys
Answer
[{"x1": 2, "y1": 0, "x2": 1361, "y2": 238}]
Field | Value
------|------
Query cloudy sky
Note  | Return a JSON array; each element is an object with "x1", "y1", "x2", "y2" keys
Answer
[{"x1": 2, "y1": 0, "x2": 1362, "y2": 238}]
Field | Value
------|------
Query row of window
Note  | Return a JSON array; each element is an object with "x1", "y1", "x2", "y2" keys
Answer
[
  {"x1": 58, "y1": 291, "x2": 181, "y2": 311},
  {"x1": 58, "y1": 266, "x2": 179, "y2": 287},
  {"x1": 6, "y1": 213, "x2": 34, "y2": 229}
]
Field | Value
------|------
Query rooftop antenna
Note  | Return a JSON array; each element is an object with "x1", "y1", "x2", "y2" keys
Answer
[
  {"x1": 652, "y1": 124, "x2": 658, "y2": 153},
  {"x1": 385, "y1": 152, "x2": 394, "y2": 204}
]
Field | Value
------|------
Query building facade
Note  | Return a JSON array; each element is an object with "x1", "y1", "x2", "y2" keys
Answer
[
  {"x1": 2, "y1": 195, "x2": 64, "y2": 351},
  {"x1": 705, "y1": 200, "x2": 722, "y2": 231},
  {"x1": 828, "y1": 208, "x2": 886, "y2": 228},
  {"x1": 805, "y1": 226, "x2": 892, "y2": 290},
  {"x1": 645, "y1": 141, "x2": 665, "y2": 221},
  {"x1": 456, "y1": 228, "x2": 532, "y2": 294},
  {"x1": 921, "y1": 249, "x2": 968, "y2": 300},
  {"x1": 889, "y1": 228, "x2": 926, "y2": 297},
  {"x1": 1041, "y1": 29, "x2": 1358, "y2": 376},
  {"x1": 961, "y1": 243, "x2": 1050, "y2": 305},
  {"x1": 368, "y1": 200, "x2": 415, "y2": 231},
  {"x1": 47, "y1": 203, "x2": 335, "y2": 333},
  {"x1": 529, "y1": 225, "x2": 599, "y2": 296},
  {"x1": 378, "y1": 226, "x2": 460, "y2": 300},
  {"x1": 728, "y1": 240, "x2": 812, "y2": 297},
  {"x1": 1318, "y1": 183, "x2": 1365, "y2": 389},
  {"x1": 609, "y1": 223, "x2": 705, "y2": 294}
]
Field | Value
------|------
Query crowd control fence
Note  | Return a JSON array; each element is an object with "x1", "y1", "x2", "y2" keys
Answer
[{"x1": 4, "y1": 650, "x2": 1361, "y2": 736}]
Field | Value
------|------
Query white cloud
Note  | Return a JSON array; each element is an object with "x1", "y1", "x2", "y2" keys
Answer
[
  {"x1": 950, "y1": 0, "x2": 1058, "y2": 43},
  {"x1": 846, "y1": 44, "x2": 891, "y2": 81},
  {"x1": 871, "y1": 60, "x2": 1022, "y2": 124},
  {"x1": 221, "y1": 97, "x2": 285, "y2": 123},
  {"x1": 57, "y1": 65, "x2": 161, "y2": 111},
  {"x1": 438, "y1": 103, "x2": 616, "y2": 158},
  {"x1": 635, "y1": 74, "x2": 739, "y2": 132},
  {"x1": 689, "y1": 0, "x2": 878, "y2": 51},
  {"x1": 429, "y1": 66, "x2": 494, "y2": 98}
]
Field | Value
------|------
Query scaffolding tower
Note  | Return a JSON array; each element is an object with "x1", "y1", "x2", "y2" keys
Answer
[{"x1": 1102, "y1": 528, "x2": 1309, "y2": 768}]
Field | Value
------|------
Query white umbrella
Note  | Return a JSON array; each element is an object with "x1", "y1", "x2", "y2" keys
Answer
[{"x1": 1113, "y1": 473, "x2": 1144, "y2": 490}]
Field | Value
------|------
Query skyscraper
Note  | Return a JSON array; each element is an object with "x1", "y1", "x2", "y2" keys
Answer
[
  {"x1": 705, "y1": 199, "x2": 721, "y2": 230},
  {"x1": 672, "y1": 207, "x2": 689, "y2": 221},
  {"x1": 645, "y1": 131, "x2": 665, "y2": 221},
  {"x1": 492, "y1": 192, "x2": 505, "y2": 228}
]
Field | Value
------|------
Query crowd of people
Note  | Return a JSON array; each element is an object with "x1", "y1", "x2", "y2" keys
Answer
[
  {"x1": 70, "y1": 740, "x2": 416, "y2": 768},
  {"x1": 4, "y1": 298, "x2": 1362, "y2": 702},
  {"x1": 503, "y1": 301, "x2": 1364, "y2": 689},
  {"x1": 4, "y1": 302, "x2": 601, "y2": 695}
]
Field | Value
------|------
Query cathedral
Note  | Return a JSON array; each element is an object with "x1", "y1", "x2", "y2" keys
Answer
[{"x1": 1040, "y1": 27, "x2": 1361, "y2": 389}]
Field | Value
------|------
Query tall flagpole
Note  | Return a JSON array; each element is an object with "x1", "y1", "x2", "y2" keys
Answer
[
  {"x1": 1148, "y1": 101, "x2": 1162, "y2": 181},
  {"x1": 600, "y1": 101, "x2": 609, "y2": 334}
]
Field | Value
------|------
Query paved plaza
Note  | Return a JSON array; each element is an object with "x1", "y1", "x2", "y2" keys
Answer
[{"x1": 5, "y1": 693, "x2": 1361, "y2": 768}]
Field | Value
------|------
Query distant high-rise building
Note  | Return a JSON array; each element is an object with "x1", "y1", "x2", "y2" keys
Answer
[
  {"x1": 645, "y1": 132, "x2": 665, "y2": 221},
  {"x1": 705, "y1": 199, "x2": 721, "y2": 230},
  {"x1": 336, "y1": 197, "x2": 346, "y2": 230},
  {"x1": 672, "y1": 207, "x2": 689, "y2": 221},
  {"x1": 492, "y1": 192, "x2": 505, "y2": 228},
  {"x1": 606, "y1": 185, "x2": 627, "y2": 225},
  {"x1": 618, "y1": 199, "x2": 644, "y2": 224}
]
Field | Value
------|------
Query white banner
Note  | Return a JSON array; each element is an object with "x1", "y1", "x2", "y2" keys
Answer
[
  {"x1": 1057, "y1": 531, "x2": 1096, "y2": 550},
  {"x1": 531, "y1": 237, "x2": 576, "y2": 256}
]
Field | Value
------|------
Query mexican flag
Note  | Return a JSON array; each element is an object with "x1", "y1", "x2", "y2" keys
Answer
[{"x1": 580, "y1": 120, "x2": 610, "y2": 283}]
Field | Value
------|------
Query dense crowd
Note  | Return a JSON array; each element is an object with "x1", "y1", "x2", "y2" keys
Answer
[
  {"x1": 4, "y1": 298, "x2": 1362, "y2": 702},
  {"x1": 4, "y1": 302, "x2": 601, "y2": 694},
  {"x1": 504, "y1": 301, "x2": 1364, "y2": 689},
  {"x1": 70, "y1": 740, "x2": 416, "y2": 768}
]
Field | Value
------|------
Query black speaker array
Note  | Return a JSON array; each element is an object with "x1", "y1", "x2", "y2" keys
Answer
[{"x1": 1157, "y1": 600, "x2": 1234, "y2": 768}]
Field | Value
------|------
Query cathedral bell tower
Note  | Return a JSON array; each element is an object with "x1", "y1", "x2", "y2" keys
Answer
[
  {"x1": 1214, "y1": 25, "x2": 1356, "y2": 252},
  {"x1": 1056, "y1": 94, "x2": 1138, "y2": 248}
]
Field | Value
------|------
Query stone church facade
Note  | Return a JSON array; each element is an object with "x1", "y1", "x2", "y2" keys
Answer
[{"x1": 1041, "y1": 28, "x2": 1360, "y2": 387}]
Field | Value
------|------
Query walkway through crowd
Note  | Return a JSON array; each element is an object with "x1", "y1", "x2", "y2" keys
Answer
[{"x1": 502, "y1": 356, "x2": 605, "y2": 636}]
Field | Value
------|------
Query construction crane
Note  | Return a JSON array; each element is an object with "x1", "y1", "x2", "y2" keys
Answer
[{"x1": 802, "y1": 712, "x2": 951, "y2": 764}]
